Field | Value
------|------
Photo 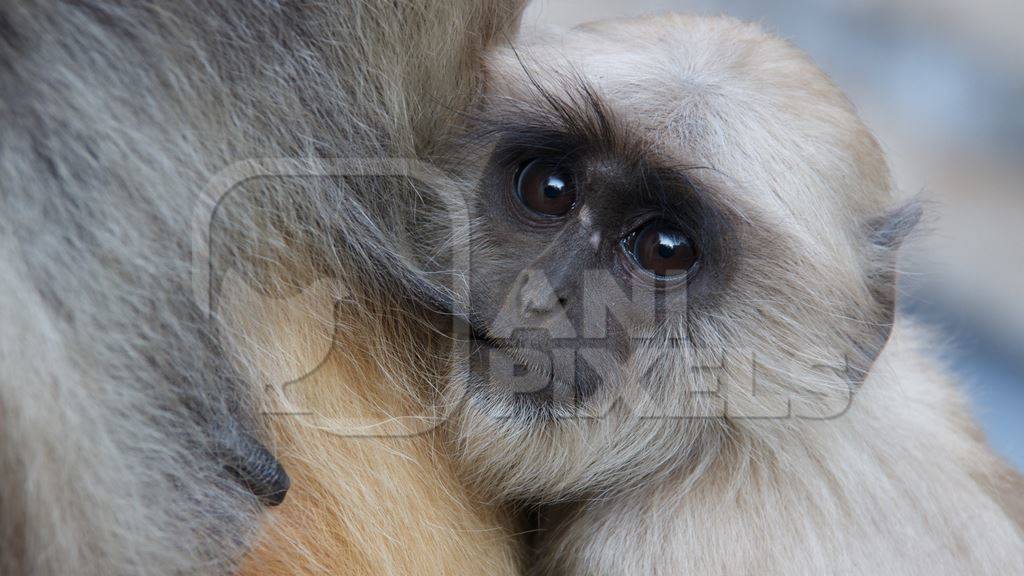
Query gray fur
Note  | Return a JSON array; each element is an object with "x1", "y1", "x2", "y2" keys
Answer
[{"x1": 0, "y1": 1, "x2": 523, "y2": 574}]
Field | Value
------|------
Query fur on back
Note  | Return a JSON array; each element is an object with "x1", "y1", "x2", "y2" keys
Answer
[{"x1": 0, "y1": 1, "x2": 525, "y2": 574}]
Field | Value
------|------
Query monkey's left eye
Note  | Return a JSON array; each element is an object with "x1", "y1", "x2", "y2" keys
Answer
[
  {"x1": 514, "y1": 159, "x2": 576, "y2": 217},
  {"x1": 624, "y1": 221, "x2": 697, "y2": 278}
]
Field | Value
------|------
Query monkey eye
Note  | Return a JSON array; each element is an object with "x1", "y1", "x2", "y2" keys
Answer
[
  {"x1": 624, "y1": 221, "x2": 697, "y2": 278},
  {"x1": 514, "y1": 159, "x2": 576, "y2": 217}
]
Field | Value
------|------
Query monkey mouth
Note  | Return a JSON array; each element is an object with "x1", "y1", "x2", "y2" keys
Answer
[
  {"x1": 465, "y1": 324, "x2": 554, "y2": 383},
  {"x1": 463, "y1": 322, "x2": 602, "y2": 407}
]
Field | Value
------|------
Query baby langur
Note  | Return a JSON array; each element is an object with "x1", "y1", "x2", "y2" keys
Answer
[{"x1": 443, "y1": 15, "x2": 1024, "y2": 574}]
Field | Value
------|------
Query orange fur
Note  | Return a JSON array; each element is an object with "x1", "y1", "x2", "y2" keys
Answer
[{"x1": 220, "y1": 278, "x2": 521, "y2": 576}]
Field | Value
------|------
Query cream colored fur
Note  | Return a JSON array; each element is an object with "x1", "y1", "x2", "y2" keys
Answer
[
  {"x1": 445, "y1": 14, "x2": 1024, "y2": 575},
  {"x1": 533, "y1": 323, "x2": 1024, "y2": 574}
]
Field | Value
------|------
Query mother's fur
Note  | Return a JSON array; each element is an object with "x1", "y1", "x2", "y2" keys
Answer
[{"x1": 0, "y1": 1, "x2": 524, "y2": 574}]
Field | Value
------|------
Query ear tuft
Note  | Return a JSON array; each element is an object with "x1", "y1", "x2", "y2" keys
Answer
[
  {"x1": 868, "y1": 198, "x2": 924, "y2": 251},
  {"x1": 848, "y1": 198, "x2": 925, "y2": 383}
]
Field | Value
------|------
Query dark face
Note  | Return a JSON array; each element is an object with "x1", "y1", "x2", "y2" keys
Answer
[{"x1": 461, "y1": 100, "x2": 735, "y2": 415}]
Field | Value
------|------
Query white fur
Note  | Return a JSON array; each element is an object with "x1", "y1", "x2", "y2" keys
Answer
[{"x1": 448, "y1": 15, "x2": 1024, "y2": 574}]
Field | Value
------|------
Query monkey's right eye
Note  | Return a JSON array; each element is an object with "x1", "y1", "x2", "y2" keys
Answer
[
  {"x1": 515, "y1": 159, "x2": 576, "y2": 217},
  {"x1": 623, "y1": 220, "x2": 697, "y2": 278}
]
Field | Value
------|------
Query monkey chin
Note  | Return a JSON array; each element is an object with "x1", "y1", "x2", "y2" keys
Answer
[
  {"x1": 447, "y1": 326, "x2": 722, "y2": 502},
  {"x1": 448, "y1": 318, "x2": 862, "y2": 503}
]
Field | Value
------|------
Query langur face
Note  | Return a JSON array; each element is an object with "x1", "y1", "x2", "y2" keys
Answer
[
  {"x1": 461, "y1": 107, "x2": 735, "y2": 414},
  {"x1": 450, "y1": 15, "x2": 907, "y2": 499}
]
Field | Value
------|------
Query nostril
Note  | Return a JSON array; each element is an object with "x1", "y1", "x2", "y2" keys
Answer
[{"x1": 557, "y1": 296, "x2": 568, "y2": 307}]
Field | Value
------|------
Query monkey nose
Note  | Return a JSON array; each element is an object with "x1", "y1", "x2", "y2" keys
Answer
[{"x1": 516, "y1": 269, "x2": 566, "y2": 316}]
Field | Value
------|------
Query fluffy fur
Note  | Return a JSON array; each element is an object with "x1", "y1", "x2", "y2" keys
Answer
[
  {"x1": 440, "y1": 14, "x2": 1024, "y2": 574},
  {"x1": 3, "y1": 2, "x2": 1021, "y2": 575},
  {"x1": 0, "y1": 1, "x2": 524, "y2": 574},
  {"x1": 220, "y1": 277, "x2": 520, "y2": 576}
]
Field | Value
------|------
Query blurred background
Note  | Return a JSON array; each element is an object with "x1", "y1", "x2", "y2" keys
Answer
[{"x1": 525, "y1": 0, "x2": 1024, "y2": 468}]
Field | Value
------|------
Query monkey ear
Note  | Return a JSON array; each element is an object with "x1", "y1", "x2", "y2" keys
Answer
[
  {"x1": 215, "y1": 423, "x2": 291, "y2": 506},
  {"x1": 868, "y1": 199, "x2": 924, "y2": 254},
  {"x1": 855, "y1": 199, "x2": 923, "y2": 376},
  {"x1": 865, "y1": 198, "x2": 923, "y2": 310}
]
